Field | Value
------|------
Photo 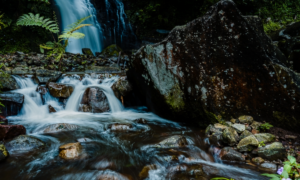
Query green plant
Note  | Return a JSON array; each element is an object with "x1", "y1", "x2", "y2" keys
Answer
[
  {"x1": 0, "y1": 12, "x2": 7, "y2": 30},
  {"x1": 258, "y1": 123, "x2": 273, "y2": 132},
  {"x1": 0, "y1": 63, "x2": 9, "y2": 113},
  {"x1": 262, "y1": 155, "x2": 300, "y2": 180},
  {"x1": 210, "y1": 178, "x2": 234, "y2": 180},
  {"x1": 258, "y1": 141, "x2": 266, "y2": 147},
  {"x1": 16, "y1": 13, "x2": 91, "y2": 70}
]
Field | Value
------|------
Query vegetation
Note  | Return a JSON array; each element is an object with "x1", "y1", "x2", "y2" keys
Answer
[
  {"x1": 210, "y1": 178, "x2": 234, "y2": 180},
  {"x1": 258, "y1": 123, "x2": 273, "y2": 132},
  {"x1": 16, "y1": 13, "x2": 92, "y2": 70},
  {"x1": 0, "y1": 63, "x2": 8, "y2": 112},
  {"x1": 258, "y1": 141, "x2": 266, "y2": 147},
  {"x1": 262, "y1": 155, "x2": 300, "y2": 180}
]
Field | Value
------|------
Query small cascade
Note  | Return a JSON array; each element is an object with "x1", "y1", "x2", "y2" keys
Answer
[{"x1": 53, "y1": 0, "x2": 103, "y2": 54}]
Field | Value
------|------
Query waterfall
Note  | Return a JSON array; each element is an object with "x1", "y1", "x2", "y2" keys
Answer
[{"x1": 53, "y1": 0, "x2": 103, "y2": 54}]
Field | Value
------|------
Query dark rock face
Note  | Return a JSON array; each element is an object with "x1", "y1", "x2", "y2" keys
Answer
[
  {"x1": 128, "y1": 0, "x2": 300, "y2": 131},
  {"x1": 48, "y1": 105, "x2": 56, "y2": 113},
  {"x1": 90, "y1": 0, "x2": 140, "y2": 50},
  {"x1": 34, "y1": 69, "x2": 62, "y2": 84},
  {"x1": 0, "y1": 125, "x2": 26, "y2": 140},
  {"x1": 0, "y1": 76, "x2": 19, "y2": 91},
  {"x1": 5, "y1": 135, "x2": 45, "y2": 152},
  {"x1": 47, "y1": 82, "x2": 74, "y2": 98},
  {"x1": 0, "y1": 93, "x2": 24, "y2": 117},
  {"x1": 220, "y1": 147, "x2": 245, "y2": 162},
  {"x1": 0, "y1": 116, "x2": 8, "y2": 125},
  {"x1": 79, "y1": 87, "x2": 110, "y2": 113},
  {"x1": 111, "y1": 76, "x2": 133, "y2": 105}
]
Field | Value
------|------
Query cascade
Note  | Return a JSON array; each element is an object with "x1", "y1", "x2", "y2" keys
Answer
[{"x1": 53, "y1": 0, "x2": 103, "y2": 54}]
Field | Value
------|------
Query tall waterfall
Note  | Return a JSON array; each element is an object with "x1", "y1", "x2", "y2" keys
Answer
[{"x1": 53, "y1": 0, "x2": 103, "y2": 54}]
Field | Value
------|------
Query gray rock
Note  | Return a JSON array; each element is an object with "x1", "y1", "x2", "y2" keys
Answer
[
  {"x1": 214, "y1": 123, "x2": 228, "y2": 130},
  {"x1": 5, "y1": 135, "x2": 45, "y2": 152},
  {"x1": 0, "y1": 92, "x2": 24, "y2": 104},
  {"x1": 258, "y1": 142, "x2": 286, "y2": 161},
  {"x1": 47, "y1": 82, "x2": 74, "y2": 98},
  {"x1": 231, "y1": 124, "x2": 246, "y2": 133},
  {"x1": 111, "y1": 76, "x2": 133, "y2": 102},
  {"x1": 255, "y1": 133, "x2": 275, "y2": 143},
  {"x1": 209, "y1": 131, "x2": 223, "y2": 146},
  {"x1": 43, "y1": 123, "x2": 79, "y2": 133},
  {"x1": 238, "y1": 116, "x2": 254, "y2": 124},
  {"x1": 240, "y1": 130, "x2": 253, "y2": 140},
  {"x1": 79, "y1": 87, "x2": 110, "y2": 113},
  {"x1": 259, "y1": 162, "x2": 277, "y2": 172},
  {"x1": 251, "y1": 121, "x2": 262, "y2": 130},
  {"x1": 222, "y1": 127, "x2": 239, "y2": 146},
  {"x1": 225, "y1": 121, "x2": 232, "y2": 127},
  {"x1": 0, "y1": 76, "x2": 19, "y2": 90},
  {"x1": 85, "y1": 65, "x2": 121, "y2": 74},
  {"x1": 34, "y1": 69, "x2": 62, "y2": 84},
  {"x1": 237, "y1": 135, "x2": 259, "y2": 152},
  {"x1": 220, "y1": 147, "x2": 245, "y2": 162},
  {"x1": 155, "y1": 135, "x2": 189, "y2": 148}
]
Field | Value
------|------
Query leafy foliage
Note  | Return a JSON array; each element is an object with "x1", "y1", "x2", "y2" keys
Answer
[
  {"x1": 0, "y1": 63, "x2": 9, "y2": 112},
  {"x1": 0, "y1": 12, "x2": 7, "y2": 30},
  {"x1": 262, "y1": 155, "x2": 300, "y2": 180},
  {"x1": 258, "y1": 141, "x2": 266, "y2": 147},
  {"x1": 258, "y1": 123, "x2": 273, "y2": 132}
]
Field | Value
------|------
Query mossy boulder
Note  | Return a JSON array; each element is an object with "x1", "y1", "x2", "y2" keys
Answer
[
  {"x1": 240, "y1": 130, "x2": 253, "y2": 140},
  {"x1": 222, "y1": 127, "x2": 239, "y2": 146},
  {"x1": 238, "y1": 116, "x2": 254, "y2": 124},
  {"x1": 251, "y1": 121, "x2": 262, "y2": 130},
  {"x1": 82, "y1": 48, "x2": 94, "y2": 56},
  {"x1": 258, "y1": 142, "x2": 286, "y2": 161},
  {"x1": 237, "y1": 135, "x2": 259, "y2": 152},
  {"x1": 254, "y1": 133, "x2": 275, "y2": 144},
  {"x1": 5, "y1": 135, "x2": 45, "y2": 152},
  {"x1": 100, "y1": 44, "x2": 122, "y2": 57},
  {"x1": 111, "y1": 76, "x2": 133, "y2": 103},
  {"x1": 0, "y1": 76, "x2": 19, "y2": 90}
]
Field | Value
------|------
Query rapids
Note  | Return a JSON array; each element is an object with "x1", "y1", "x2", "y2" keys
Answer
[{"x1": 0, "y1": 75, "x2": 269, "y2": 180}]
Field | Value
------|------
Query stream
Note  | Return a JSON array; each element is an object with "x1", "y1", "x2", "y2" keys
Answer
[{"x1": 0, "y1": 75, "x2": 269, "y2": 180}]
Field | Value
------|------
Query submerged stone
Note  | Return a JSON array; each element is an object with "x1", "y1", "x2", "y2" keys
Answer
[
  {"x1": 220, "y1": 147, "x2": 245, "y2": 162},
  {"x1": 43, "y1": 123, "x2": 78, "y2": 133},
  {"x1": 5, "y1": 135, "x2": 45, "y2": 152},
  {"x1": 59, "y1": 142, "x2": 82, "y2": 160},
  {"x1": 156, "y1": 135, "x2": 189, "y2": 148}
]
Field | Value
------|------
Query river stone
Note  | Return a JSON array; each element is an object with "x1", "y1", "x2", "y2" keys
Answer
[
  {"x1": 134, "y1": 118, "x2": 147, "y2": 124},
  {"x1": 100, "y1": 44, "x2": 123, "y2": 57},
  {"x1": 255, "y1": 133, "x2": 275, "y2": 143},
  {"x1": 0, "y1": 92, "x2": 24, "y2": 104},
  {"x1": 231, "y1": 124, "x2": 246, "y2": 133},
  {"x1": 5, "y1": 135, "x2": 45, "y2": 152},
  {"x1": 209, "y1": 131, "x2": 223, "y2": 146},
  {"x1": 34, "y1": 69, "x2": 62, "y2": 84},
  {"x1": 0, "y1": 76, "x2": 19, "y2": 90},
  {"x1": 238, "y1": 116, "x2": 254, "y2": 124},
  {"x1": 59, "y1": 142, "x2": 82, "y2": 159},
  {"x1": 128, "y1": 0, "x2": 300, "y2": 132},
  {"x1": 47, "y1": 82, "x2": 74, "y2": 98},
  {"x1": 251, "y1": 121, "x2": 262, "y2": 130},
  {"x1": 48, "y1": 105, "x2": 56, "y2": 113},
  {"x1": 222, "y1": 127, "x2": 239, "y2": 146},
  {"x1": 205, "y1": 124, "x2": 222, "y2": 136},
  {"x1": 220, "y1": 147, "x2": 245, "y2": 162},
  {"x1": 225, "y1": 121, "x2": 232, "y2": 127},
  {"x1": 258, "y1": 142, "x2": 286, "y2": 161},
  {"x1": 109, "y1": 123, "x2": 133, "y2": 132},
  {"x1": 0, "y1": 143, "x2": 8, "y2": 161},
  {"x1": 0, "y1": 93, "x2": 24, "y2": 117},
  {"x1": 0, "y1": 125, "x2": 26, "y2": 140},
  {"x1": 85, "y1": 65, "x2": 121, "y2": 74},
  {"x1": 214, "y1": 123, "x2": 227, "y2": 130},
  {"x1": 43, "y1": 123, "x2": 78, "y2": 133},
  {"x1": 36, "y1": 85, "x2": 48, "y2": 95},
  {"x1": 139, "y1": 164, "x2": 157, "y2": 180},
  {"x1": 111, "y1": 76, "x2": 132, "y2": 102},
  {"x1": 252, "y1": 157, "x2": 265, "y2": 164},
  {"x1": 156, "y1": 135, "x2": 189, "y2": 148},
  {"x1": 79, "y1": 87, "x2": 110, "y2": 113},
  {"x1": 240, "y1": 130, "x2": 253, "y2": 140},
  {"x1": 237, "y1": 135, "x2": 259, "y2": 152},
  {"x1": 259, "y1": 162, "x2": 277, "y2": 172}
]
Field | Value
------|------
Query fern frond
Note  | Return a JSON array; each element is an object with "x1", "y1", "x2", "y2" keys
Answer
[
  {"x1": 59, "y1": 32, "x2": 85, "y2": 39},
  {"x1": 40, "y1": 44, "x2": 53, "y2": 50},
  {"x1": 17, "y1": 13, "x2": 59, "y2": 33},
  {"x1": 63, "y1": 15, "x2": 92, "y2": 34}
]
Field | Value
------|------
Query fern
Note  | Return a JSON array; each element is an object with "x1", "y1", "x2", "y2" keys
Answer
[
  {"x1": 0, "y1": 13, "x2": 6, "y2": 30},
  {"x1": 16, "y1": 13, "x2": 59, "y2": 33}
]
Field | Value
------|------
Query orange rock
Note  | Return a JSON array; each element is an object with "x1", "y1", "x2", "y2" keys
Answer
[{"x1": 59, "y1": 142, "x2": 82, "y2": 159}]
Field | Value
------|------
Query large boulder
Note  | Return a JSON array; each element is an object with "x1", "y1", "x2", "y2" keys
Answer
[
  {"x1": 111, "y1": 76, "x2": 133, "y2": 104},
  {"x1": 258, "y1": 142, "x2": 286, "y2": 161},
  {"x1": 5, "y1": 135, "x2": 45, "y2": 152},
  {"x1": 0, "y1": 76, "x2": 19, "y2": 90},
  {"x1": 0, "y1": 125, "x2": 26, "y2": 140},
  {"x1": 47, "y1": 82, "x2": 74, "y2": 98},
  {"x1": 222, "y1": 127, "x2": 239, "y2": 146},
  {"x1": 79, "y1": 87, "x2": 110, "y2": 113},
  {"x1": 43, "y1": 123, "x2": 79, "y2": 133},
  {"x1": 219, "y1": 147, "x2": 245, "y2": 162},
  {"x1": 34, "y1": 69, "x2": 62, "y2": 84},
  {"x1": 254, "y1": 133, "x2": 275, "y2": 144},
  {"x1": 0, "y1": 92, "x2": 24, "y2": 116},
  {"x1": 237, "y1": 135, "x2": 259, "y2": 152},
  {"x1": 128, "y1": 0, "x2": 300, "y2": 131}
]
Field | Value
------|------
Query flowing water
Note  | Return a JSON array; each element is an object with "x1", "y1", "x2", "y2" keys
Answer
[
  {"x1": 53, "y1": 0, "x2": 103, "y2": 54},
  {"x1": 0, "y1": 75, "x2": 270, "y2": 180}
]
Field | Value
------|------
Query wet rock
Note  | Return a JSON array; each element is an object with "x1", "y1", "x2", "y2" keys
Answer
[
  {"x1": 128, "y1": 0, "x2": 300, "y2": 132},
  {"x1": 0, "y1": 143, "x2": 8, "y2": 161},
  {"x1": 134, "y1": 118, "x2": 147, "y2": 124},
  {"x1": 43, "y1": 123, "x2": 78, "y2": 133},
  {"x1": 47, "y1": 82, "x2": 74, "y2": 98},
  {"x1": 59, "y1": 142, "x2": 82, "y2": 159},
  {"x1": 0, "y1": 125, "x2": 26, "y2": 140},
  {"x1": 77, "y1": 138, "x2": 93, "y2": 143},
  {"x1": 92, "y1": 159, "x2": 117, "y2": 170},
  {"x1": 0, "y1": 76, "x2": 19, "y2": 90},
  {"x1": 254, "y1": 133, "x2": 275, "y2": 143},
  {"x1": 5, "y1": 135, "x2": 45, "y2": 152},
  {"x1": 139, "y1": 164, "x2": 157, "y2": 180},
  {"x1": 238, "y1": 116, "x2": 254, "y2": 124},
  {"x1": 209, "y1": 131, "x2": 223, "y2": 146},
  {"x1": 156, "y1": 135, "x2": 189, "y2": 148},
  {"x1": 259, "y1": 162, "x2": 277, "y2": 172},
  {"x1": 48, "y1": 105, "x2": 56, "y2": 113},
  {"x1": 258, "y1": 142, "x2": 286, "y2": 161},
  {"x1": 36, "y1": 85, "x2": 48, "y2": 95},
  {"x1": 205, "y1": 124, "x2": 222, "y2": 136},
  {"x1": 97, "y1": 170, "x2": 131, "y2": 180},
  {"x1": 214, "y1": 123, "x2": 227, "y2": 130},
  {"x1": 222, "y1": 127, "x2": 239, "y2": 146},
  {"x1": 34, "y1": 69, "x2": 62, "y2": 84},
  {"x1": 240, "y1": 130, "x2": 253, "y2": 140},
  {"x1": 252, "y1": 157, "x2": 265, "y2": 164},
  {"x1": 78, "y1": 104, "x2": 91, "y2": 112},
  {"x1": 285, "y1": 135, "x2": 297, "y2": 140},
  {"x1": 79, "y1": 87, "x2": 110, "y2": 113},
  {"x1": 82, "y1": 48, "x2": 94, "y2": 56},
  {"x1": 109, "y1": 123, "x2": 132, "y2": 132},
  {"x1": 237, "y1": 135, "x2": 259, "y2": 152},
  {"x1": 0, "y1": 116, "x2": 8, "y2": 125},
  {"x1": 220, "y1": 147, "x2": 245, "y2": 162},
  {"x1": 231, "y1": 124, "x2": 245, "y2": 133},
  {"x1": 0, "y1": 92, "x2": 24, "y2": 104},
  {"x1": 225, "y1": 121, "x2": 232, "y2": 127},
  {"x1": 85, "y1": 65, "x2": 121, "y2": 74},
  {"x1": 100, "y1": 44, "x2": 123, "y2": 57},
  {"x1": 111, "y1": 76, "x2": 132, "y2": 103},
  {"x1": 250, "y1": 121, "x2": 262, "y2": 130}
]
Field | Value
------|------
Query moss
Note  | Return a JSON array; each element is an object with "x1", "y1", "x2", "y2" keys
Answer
[
  {"x1": 0, "y1": 144, "x2": 8, "y2": 157},
  {"x1": 204, "y1": 111, "x2": 220, "y2": 125},
  {"x1": 273, "y1": 111, "x2": 297, "y2": 128},
  {"x1": 100, "y1": 44, "x2": 123, "y2": 57},
  {"x1": 165, "y1": 84, "x2": 185, "y2": 111}
]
